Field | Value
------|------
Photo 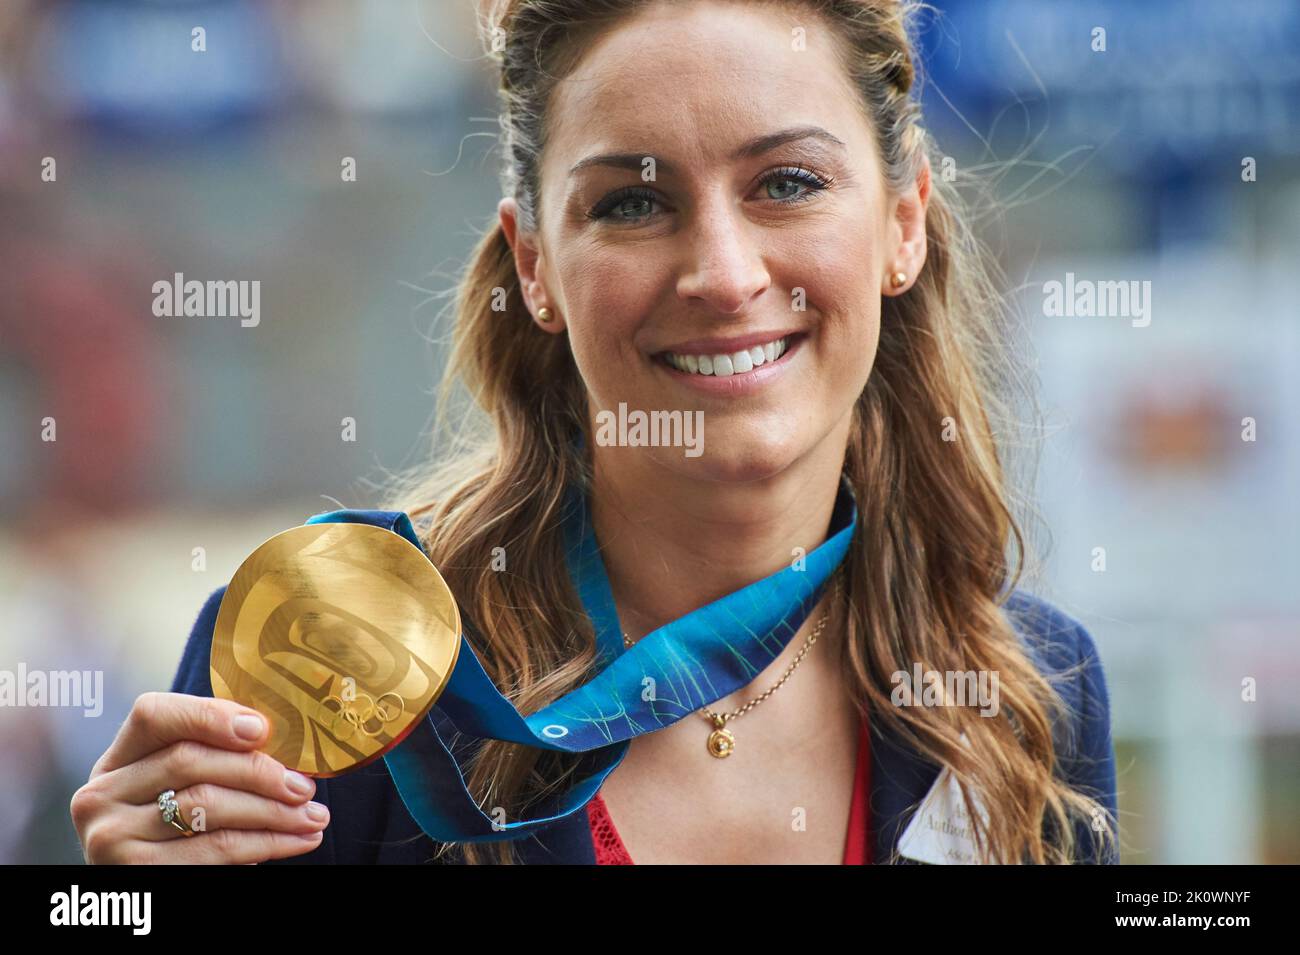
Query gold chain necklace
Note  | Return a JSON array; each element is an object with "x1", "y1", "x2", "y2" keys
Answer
[{"x1": 621, "y1": 573, "x2": 841, "y2": 759}]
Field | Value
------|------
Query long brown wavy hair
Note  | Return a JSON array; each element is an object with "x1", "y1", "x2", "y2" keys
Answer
[{"x1": 379, "y1": 0, "x2": 1118, "y2": 864}]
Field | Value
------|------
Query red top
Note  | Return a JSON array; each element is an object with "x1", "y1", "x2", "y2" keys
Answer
[{"x1": 588, "y1": 715, "x2": 871, "y2": 864}]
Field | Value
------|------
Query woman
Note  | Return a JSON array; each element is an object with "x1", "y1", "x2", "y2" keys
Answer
[{"x1": 72, "y1": 0, "x2": 1118, "y2": 865}]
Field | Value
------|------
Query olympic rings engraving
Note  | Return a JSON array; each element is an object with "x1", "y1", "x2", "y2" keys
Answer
[{"x1": 316, "y1": 691, "x2": 405, "y2": 741}]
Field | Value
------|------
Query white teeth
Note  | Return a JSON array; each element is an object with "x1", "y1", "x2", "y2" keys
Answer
[{"x1": 662, "y1": 336, "x2": 790, "y2": 377}]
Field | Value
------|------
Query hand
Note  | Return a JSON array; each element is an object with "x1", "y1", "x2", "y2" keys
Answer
[{"x1": 71, "y1": 692, "x2": 330, "y2": 864}]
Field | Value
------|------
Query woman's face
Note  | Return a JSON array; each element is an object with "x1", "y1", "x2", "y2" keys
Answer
[{"x1": 502, "y1": 0, "x2": 928, "y2": 485}]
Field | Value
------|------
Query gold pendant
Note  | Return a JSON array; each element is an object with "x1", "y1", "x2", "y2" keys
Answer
[{"x1": 706, "y1": 715, "x2": 735, "y2": 758}]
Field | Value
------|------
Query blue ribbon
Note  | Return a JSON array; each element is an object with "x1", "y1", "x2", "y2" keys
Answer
[{"x1": 306, "y1": 476, "x2": 858, "y2": 843}]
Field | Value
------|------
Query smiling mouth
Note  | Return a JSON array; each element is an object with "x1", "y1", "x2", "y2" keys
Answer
[{"x1": 655, "y1": 333, "x2": 804, "y2": 378}]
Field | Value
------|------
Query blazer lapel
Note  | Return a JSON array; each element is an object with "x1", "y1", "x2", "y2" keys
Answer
[
  {"x1": 512, "y1": 806, "x2": 597, "y2": 864},
  {"x1": 870, "y1": 720, "x2": 943, "y2": 864}
]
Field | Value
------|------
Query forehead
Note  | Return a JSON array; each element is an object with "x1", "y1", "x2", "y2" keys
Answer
[{"x1": 542, "y1": 2, "x2": 867, "y2": 177}]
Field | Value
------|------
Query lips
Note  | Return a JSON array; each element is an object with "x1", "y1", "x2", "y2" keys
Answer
[
  {"x1": 653, "y1": 331, "x2": 804, "y2": 395},
  {"x1": 655, "y1": 331, "x2": 803, "y2": 378},
  {"x1": 661, "y1": 336, "x2": 791, "y2": 377}
]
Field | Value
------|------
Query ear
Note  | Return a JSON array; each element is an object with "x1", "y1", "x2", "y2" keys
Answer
[
  {"x1": 498, "y1": 196, "x2": 566, "y2": 332},
  {"x1": 881, "y1": 155, "x2": 931, "y2": 296}
]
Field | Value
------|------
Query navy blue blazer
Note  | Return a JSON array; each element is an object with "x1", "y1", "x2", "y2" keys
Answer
[{"x1": 169, "y1": 584, "x2": 1118, "y2": 864}]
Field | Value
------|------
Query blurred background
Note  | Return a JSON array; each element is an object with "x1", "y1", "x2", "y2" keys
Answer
[{"x1": 0, "y1": 0, "x2": 1296, "y2": 864}]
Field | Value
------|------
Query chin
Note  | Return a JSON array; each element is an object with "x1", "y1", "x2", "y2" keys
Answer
[{"x1": 653, "y1": 428, "x2": 804, "y2": 486}]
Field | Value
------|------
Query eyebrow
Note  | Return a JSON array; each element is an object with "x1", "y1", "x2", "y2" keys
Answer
[{"x1": 567, "y1": 125, "x2": 847, "y2": 178}]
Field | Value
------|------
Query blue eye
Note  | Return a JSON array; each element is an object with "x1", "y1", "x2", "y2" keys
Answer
[
  {"x1": 759, "y1": 165, "x2": 832, "y2": 203},
  {"x1": 588, "y1": 187, "x2": 659, "y2": 223},
  {"x1": 586, "y1": 165, "x2": 832, "y2": 224}
]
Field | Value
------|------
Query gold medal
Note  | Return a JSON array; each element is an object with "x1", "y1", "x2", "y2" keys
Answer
[{"x1": 209, "y1": 522, "x2": 460, "y2": 777}]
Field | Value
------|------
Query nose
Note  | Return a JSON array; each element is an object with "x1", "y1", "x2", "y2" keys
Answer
[{"x1": 675, "y1": 200, "x2": 771, "y2": 314}]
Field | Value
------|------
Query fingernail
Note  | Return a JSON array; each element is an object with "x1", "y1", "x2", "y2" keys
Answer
[
  {"x1": 284, "y1": 770, "x2": 313, "y2": 796},
  {"x1": 233, "y1": 714, "x2": 265, "y2": 740},
  {"x1": 305, "y1": 802, "x2": 329, "y2": 823}
]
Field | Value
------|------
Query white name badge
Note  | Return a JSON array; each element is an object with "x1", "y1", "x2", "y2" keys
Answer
[{"x1": 897, "y1": 766, "x2": 991, "y2": 865}]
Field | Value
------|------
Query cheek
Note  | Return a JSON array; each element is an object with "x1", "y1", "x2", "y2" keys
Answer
[
  {"x1": 783, "y1": 231, "x2": 883, "y2": 381},
  {"x1": 831, "y1": 298, "x2": 883, "y2": 400},
  {"x1": 783, "y1": 202, "x2": 884, "y2": 299},
  {"x1": 556, "y1": 254, "x2": 655, "y2": 388}
]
